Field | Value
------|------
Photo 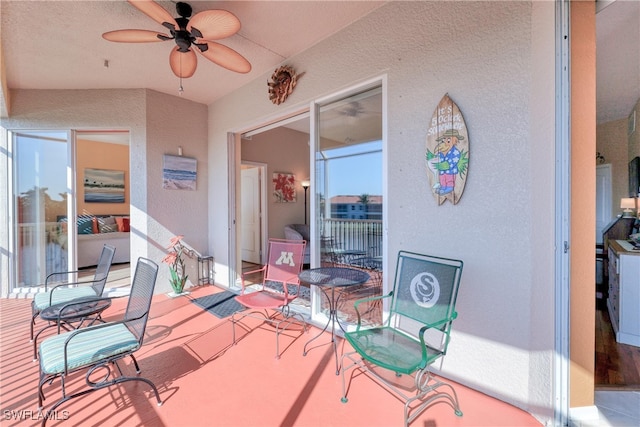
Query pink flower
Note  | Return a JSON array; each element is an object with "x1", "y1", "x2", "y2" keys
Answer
[
  {"x1": 167, "y1": 235, "x2": 184, "y2": 249},
  {"x1": 162, "y1": 252, "x2": 178, "y2": 266},
  {"x1": 273, "y1": 173, "x2": 295, "y2": 202}
]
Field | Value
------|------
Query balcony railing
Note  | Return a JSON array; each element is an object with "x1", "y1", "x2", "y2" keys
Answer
[
  {"x1": 18, "y1": 222, "x2": 67, "y2": 287},
  {"x1": 322, "y1": 218, "x2": 382, "y2": 257}
]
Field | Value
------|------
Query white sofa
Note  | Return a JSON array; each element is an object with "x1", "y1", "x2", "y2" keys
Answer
[
  {"x1": 59, "y1": 215, "x2": 131, "y2": 268},
  {"x1": 77, "y1": 232, "x2": 130, "y2": 268},
  {"x1": 284, "y1": 224, "x2": 310, "y2": 265}
]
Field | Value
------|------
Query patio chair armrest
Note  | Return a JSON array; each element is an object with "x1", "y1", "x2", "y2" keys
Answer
[
  {"x1": 240, "y1": 266, "x2": 267, "y2": 292},
  {"x1": 353, "y1": 291, "x2": 393, "y2": 329},
  {"x1": 61, "y1": 319, "x2": 126, "y2": 374},
  {"x1": 56, "y1": 314, "x2": 146, "y2": 375},
  {"x1": 48, "y1": 279, "x2": 103, "y2": 305},
  {"x1": 417, "y1": 311, "x2": 458, "y2": 362},
  {"x1": 44, "y1": 270, "x2": 82, "y2": 290},
  {"x1": 281, "y1": 275, "x2": 302, "y2": 298},
  {"x1": 417, "y1": 312, "x2": 458, "y2": 337}
]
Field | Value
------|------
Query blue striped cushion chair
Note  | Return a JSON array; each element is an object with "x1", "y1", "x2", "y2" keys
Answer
[
  {"x1": 39, "y1": 323, "x2": 139, "y2": 375},
  {"x1": 33, "y1": 287, "x2": 99, "y2": 312},
  {"x1": 36, "y1": 257, "x2": 162, "y2": 422}
]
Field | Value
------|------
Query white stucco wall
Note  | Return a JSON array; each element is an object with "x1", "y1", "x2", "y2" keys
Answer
[
  {"x1": 208, "y1": 1, "x2": 555, "y2": 423},
  {"x1": 143, "y1": 90, "x2": 209, "y2": 293},
  {"x1": 0, "y1": 88, "x2": 208, "y2": 295}
]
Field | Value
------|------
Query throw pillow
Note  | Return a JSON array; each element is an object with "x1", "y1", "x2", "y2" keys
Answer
[
  {"x1": 115, "y1": 216, "x2": 130, "y2": 232},
  {"x1": 77, "y1": 217, "x2": 93, "y2": 234},
  {"x1": 99, "y1": 222, "x2": 118, "y2": 233}
]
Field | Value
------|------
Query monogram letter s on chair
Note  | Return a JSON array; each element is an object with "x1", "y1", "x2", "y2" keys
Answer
[{"x1": 340, "y1": 251, "x2": 464, "y2": 426}]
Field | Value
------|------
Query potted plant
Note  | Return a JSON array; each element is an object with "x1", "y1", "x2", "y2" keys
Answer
[{"x1": 162, "y1": 235, "x2": 189, "y2": 296}]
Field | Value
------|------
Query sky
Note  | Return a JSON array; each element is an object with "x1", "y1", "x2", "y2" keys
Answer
[
  {"x1": 17, "y1": 132, "x2": 68, "y2": 201},
  {"x1": 323, "y1": 140, "x2": 382, "y2": 197}
]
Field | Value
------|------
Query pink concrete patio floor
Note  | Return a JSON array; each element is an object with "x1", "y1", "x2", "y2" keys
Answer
[{"x1": 0, "y1": 285, "x2": 541, "y2": 426}]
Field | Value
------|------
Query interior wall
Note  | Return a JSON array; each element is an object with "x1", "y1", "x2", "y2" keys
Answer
[
  {"x1": 630, "y1": 98, "x2": 640, "y2": 166},
  {"x1": 77, "y1": 138, "x2": 130, "y2": 216},
  {"x1": 597, "y1": 118, "x2": 629, "y2": 215},
  {"x1": 144, "y1": 90, "x2": 209, "y2": 293},
  {"x1": 570, "y1": 0, "x2": 596, "y2": 409},
  {"x1": 0, "y1": 88, "x2": 207, "y2": 295},
  {"x1": 208, "y1": 1, "x2": 555, "y2": 423},
  {"x1": 241, "y1": 127, "x2": 310, "y2": 239}
]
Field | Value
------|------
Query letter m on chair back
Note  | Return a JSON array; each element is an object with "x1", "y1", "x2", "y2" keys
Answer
[{"x1": 341, "y1": 251, "x2": 463, "y2": 427}]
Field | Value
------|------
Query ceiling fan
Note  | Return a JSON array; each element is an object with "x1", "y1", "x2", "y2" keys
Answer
[{"x1": 102, "y1": 0, "x2": 251, "y2": 78}]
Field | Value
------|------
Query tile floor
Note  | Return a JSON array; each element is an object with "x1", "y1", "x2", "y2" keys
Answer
[
  {"x1": 591, "y1": 391, "x2": 640, "y2": 427},
  {"x1": 1, "y1": 284, "x2": 544, "y2": 427}
]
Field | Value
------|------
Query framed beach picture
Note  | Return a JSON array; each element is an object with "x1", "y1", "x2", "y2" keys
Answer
[
  {"x1": 84, "y1": 168, "x2": 125, "y2": 203},
  {"x1": 163, "y1": 155, "x2": 197, "y2": 190}
]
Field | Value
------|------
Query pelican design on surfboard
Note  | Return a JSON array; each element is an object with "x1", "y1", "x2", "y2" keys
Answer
[{"x1": 425, "y1": 94, "x2": 469, "y2": 205}]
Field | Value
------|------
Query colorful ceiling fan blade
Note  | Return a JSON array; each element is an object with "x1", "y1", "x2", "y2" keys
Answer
[
  {"x1": 187, "y1": 10, "x2": 241, "y2": 40},
  {"x1": 198, "y1": 41, "x2": 251, "y2": 74},
  {"x1": 102, "y1": 29, "x2": 169, "y2": 43},
  {"x1": 127, "y1": 0, "x2": 178, "y2": 28},
  {"x1": 169, "y1": 47, "x2": 197, "y2": 78}
]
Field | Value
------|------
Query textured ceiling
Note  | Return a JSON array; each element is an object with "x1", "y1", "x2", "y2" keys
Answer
[
  {"x1": 0, "y1": 0, "x2": 385, "y2": 108},
  {"x1": 596, "y1": 0, "x2": 640, "y2": 124},
  {"x1": 1, "y1": 0, "x2": 638, "y2": 126}
]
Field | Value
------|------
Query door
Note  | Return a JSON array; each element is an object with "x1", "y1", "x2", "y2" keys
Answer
[
  {"x1": 13, "y1": 131, "x2": 74, "y2": 288},
  {"x1": 311, "y1": 84, "x2": 385, "y2": 326},
  {"x1": 596, "y1": 164, "x2": 612, "y2": 244},
  {"x1": 241, "y1": 165, "x2": 262, "y2": 264}
]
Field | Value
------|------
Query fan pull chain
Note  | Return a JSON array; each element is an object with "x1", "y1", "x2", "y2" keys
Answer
[{"x1": 178, "y1": 53, "x2": 184, "y2": 96}]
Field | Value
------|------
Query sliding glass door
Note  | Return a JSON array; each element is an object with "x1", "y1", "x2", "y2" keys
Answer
[
  {"x1": 312, "y1": 84, "x2": 384, "y2": 325},
  {"x1": 13, "y1": 131, "x2": 73, "y2": 288}
]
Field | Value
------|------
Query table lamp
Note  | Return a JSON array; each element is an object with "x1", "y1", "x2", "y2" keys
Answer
[{"x1": 620, "y1": 197, "x2": 636, "y2": 217}]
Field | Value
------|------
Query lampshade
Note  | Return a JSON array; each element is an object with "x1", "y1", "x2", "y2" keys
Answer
[
  {"x1": 301, "y1": 180, "x2": 310, "y2": 189},
  {"x1": 620, "y1": 198, "x2": 635, "y2": 210}
]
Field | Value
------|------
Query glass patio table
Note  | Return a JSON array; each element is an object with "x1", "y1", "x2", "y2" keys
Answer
[{"x1": 299, "y1": 266, "x2": 370, "y2": 374}]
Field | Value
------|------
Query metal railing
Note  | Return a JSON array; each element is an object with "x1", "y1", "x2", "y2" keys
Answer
[
  {"x1": 18, "y1": 222, "x2": 67, "y2": 287},
  {"x1": 322, "y1": 218, "x2": 382, "y2": 257}
]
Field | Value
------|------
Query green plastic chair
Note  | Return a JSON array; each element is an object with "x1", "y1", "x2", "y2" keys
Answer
[
  {"x1": 37, "y1": 257, "x2": 162, "y2": 425},
  {"x1": 340, "y1": 250, "x2": 464, "y2": 427}
]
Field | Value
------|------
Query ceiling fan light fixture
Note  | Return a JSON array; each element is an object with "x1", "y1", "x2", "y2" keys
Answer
[
  {"x1": 170, "y1": 47, "x2": 197, "y2": 78},
  {"x1": 104, "y1": 1, "x2": 251, "y2": 77}
]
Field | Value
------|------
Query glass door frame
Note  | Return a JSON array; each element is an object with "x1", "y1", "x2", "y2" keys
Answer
[
  {"x1": 308, "y1": 76, "x2": 388, "y2": 325},
  {"x1": 9, "y1": 129, "x2": 77, "y2": 292}
]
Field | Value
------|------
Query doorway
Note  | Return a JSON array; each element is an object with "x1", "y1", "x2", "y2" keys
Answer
[
  {"x1": 229, "y1": 80, "x2": 386, "y2": 328},
  {"x1": 240, "y1": 163, "x2": 266, "y2": 265},
  {"x1": 13, "y1": 131, "x2": 72, "y2": 288},
  {"x1": 593, "y1": 0, "x2": 640, "y2": 393},
  {"x1": 233, "y1": 113, "x2": 311, "y2": 290},
  {"x1": 10, "y1": 130, "x2": 131, "y2": 292}
]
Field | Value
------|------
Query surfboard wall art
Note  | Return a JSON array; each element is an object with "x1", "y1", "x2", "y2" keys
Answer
[{"x1": 425, "y1": 93, "x2": 469, "y2": 205}]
